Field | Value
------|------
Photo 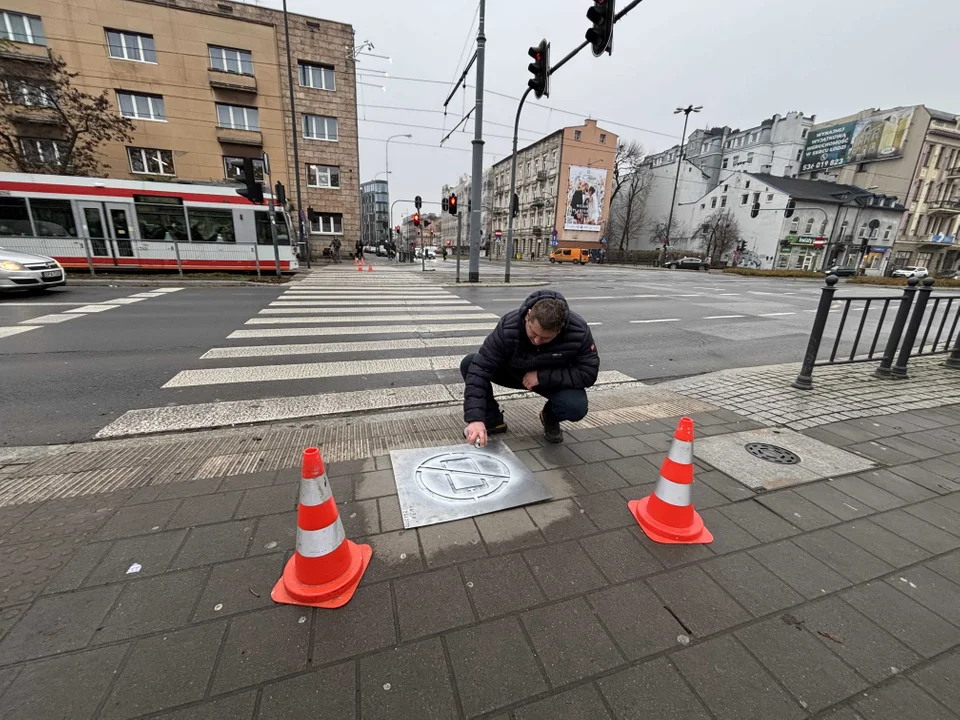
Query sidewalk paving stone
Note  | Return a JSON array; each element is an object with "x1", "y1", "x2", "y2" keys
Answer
[
  {"x1": 696, "y1": 509, "x2": 760, "y2": 554},
  {"x1": 698, "y1": 469, "x2": 756, "y2": 502},
  {"x1": 192, "y1": 553, "x2": 285, "y2": 621},
  {"x1": 0, "y1": 643, "x2": 127, "y2": 720},
  {"x1": 530, "y1": 468, "x2": 587, "y2": 499},
  {"x1": 521, "y1": 596, "x2": 623, "y2": 686},
  {"x1": 525, "y1": 498, "x2": 598, "y2": 541},
  {"x1": 41, "y1": 540, "x2": 111, "y2": 594},
  {"x1": 378, "y1": 496, "x2": 404, "y2": 533},
  {"x1": 793, "y1": 482, "x2": 876, "y2": 520},
  {"x1": 514, "y1": 683, "x2": 611, "y2": 720},
  {"x1": 568, "y1": 440, "x2": 622, "y2": 463},
  {"x1": 757, "y1": 490, "x2": 842, "y2": 531},
  {"x1": 234, "y1": 484, "x2": 298, "y2": 519},
  {"x1": 717, "y1": 500, "x2": 802, "y2": 542},
  {"x1": 672, "y1": 635, "x2": 806, "y2": 720},
  {"x1": 523, "y1": 540, "x2": 608, "y2": 600},
  {"x1": 833, "y1": 519, "x2": 932, "y2": 568},
  {"x1": 872, "y1": 510, "x2": 960, "y2": 554},
  {"x1": 359, "y1": 529, "x2": 424, "y2": 582},
  {"x1": 353, "y1": 469, "x2": 398, "y2": 500},
  {"x1": 910, "y1": 649, "x2": 960, "y2": 714},
  {"x1": 750, "y1": 540, "x2": 851, "y2": 599},
  {"x1": 793, "y1": 595, "x2": 921, "y2": 683},
  {"x1": 217, "y1": 469, "x2": 279, "y2": 491},
  {"x1": 792, "y1": 529, "x2": 894, "y2": 583},
  {"x1": 854, "y1": 468, "x2": 938, "y2": 502},
  {"x1": 334, "y1": 499, "x2": 379, "y2": 538},
  {"x1": 599, "y1": 435, "x2": 657, "y2": 458},
  {"x1": 606, "y1": 455, "x2": 661, "y2": 485},
  {"x1": 446, "y1": 616, "x2": 547, "y2": 716},
  {"x1": 246, "y1": 512, "x2": 296, "y2": 557},
  {"x1": 587, "y1": 581, "x2": 686, "y2": 660},
  {"x1": 360, "y1": 637, "x2": 458, "y2": 719},
  {"x1": 927, "y1": 549, "x2": 960, "y2": 584},
  {"x1": 0, "y1": 535, "x2": 86, "y2": 606},
  {"x1": 473, "y1": 507, "x2": 545, "y2": 553},
  {"x1": 701, "y1": 553, "x2": 804, "y2": 618},
  {"x1": 257, "y1": 661, "x2": 356, "y2": 720},
  {"x1": 417, "y1": 518, "x2": 486, "y2": 567},
  {"x1": 647, "y1": 565, "x2": 751, "y2": 637},
  {"x1": 83, "y1": 529, "x2": 187, "y2": 586},
  {"x1": 574, "y1": 490, "x2": 636, "y2": 531},
  {"x1": 597, "y1": 658, "x2": 711, "y2": 720},
  {"x1": 904, "y1": 500, "x2": 960, "y2": 536},
  {"x1": 167, "y1": 491, "x2": 243, "y2": 529},
  {"x1": 395, "y1": 567, "x2": 475, "y2": 641},
  {"x1": 173, "y1": 520, "x2": 255, "y2": 569},
  {"x1": 0, "y1": 494, "x2": 130, "y2": 546},
  {"x1": 851, "y1": 676, "x2": 955, "y2": 720},
  {"x1": 461, "y1": 553, "x2": 545, "y2": 619},
  {"x1": 100, "y1": 621, "x2": 226, "y2": 719},
  {"x1": 312, "y1": 581, "x2": 396, "y2": 664},
  {"x1": 736, "y1": 615, "x2": 868, "y2": 713},
  {"x1": 828, "y1": 476, "x2": 908, "y2": 512},
  {"x1": 93, "y1": 499, "x2": 180, "y2": 541},
  {"x1": 566, "y1": 462, "x2": 628, "y2": 493},
  {"x1": 579, "y1": 527, "x2": 661, "y2": 583},
  {"x1": 886, "y1": 566, "x2": 960, "y2": 627}
]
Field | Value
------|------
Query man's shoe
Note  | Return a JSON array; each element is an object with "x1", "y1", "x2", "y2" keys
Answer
[
  {"x1": 486, "y1": 417, "x2": 508, "y2": 435},
  {"x1": 540, "y1": 409, "x2": 563, "y2": 444}
]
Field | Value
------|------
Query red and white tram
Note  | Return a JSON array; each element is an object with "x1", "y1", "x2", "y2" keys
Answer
[{"x1": 0, "y1": 173, "x2": 299, "y2": 272}]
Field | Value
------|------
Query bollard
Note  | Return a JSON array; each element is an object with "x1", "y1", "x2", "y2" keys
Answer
[
  {"x1": 891, "y1": 277, "x2": 935, "y2": 379},
  {"x1": 792, "y1": 275, "x2": 839, "y2": 390},
  {"x1": 875, "y1": 276, "x2": 919, "y2": 378}
]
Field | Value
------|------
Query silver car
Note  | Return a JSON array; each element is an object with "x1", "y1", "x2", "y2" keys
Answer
[{"x1": 0, "y1": 247, "x2": 66, "y2": 292}]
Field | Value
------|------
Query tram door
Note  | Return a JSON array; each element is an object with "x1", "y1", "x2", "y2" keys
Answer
[{"x1": 78, "y1": 202, "x2": 135, "y2": 264}]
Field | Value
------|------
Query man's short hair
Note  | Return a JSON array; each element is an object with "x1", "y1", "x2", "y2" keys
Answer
[{"x1": 529, "y1": 298, "x2": 567, "y2": 332}]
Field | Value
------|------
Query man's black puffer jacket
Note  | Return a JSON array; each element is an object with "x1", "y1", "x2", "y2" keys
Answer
[{"x1": 463, "y1": 290, "x2": 600, "y2": 423}]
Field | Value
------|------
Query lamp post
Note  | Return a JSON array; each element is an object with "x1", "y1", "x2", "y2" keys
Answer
[{"x1": 664, "y1": 105, "x2": 702, "y2": 255}]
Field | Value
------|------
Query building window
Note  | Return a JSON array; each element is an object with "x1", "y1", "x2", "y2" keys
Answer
[
  {"x1": 20, "y1": 138, "x2": 65, "y2": 167},
  {"x1": 720, "y1": 195, "x2": 727, "y2": 208},
  {"x1": 3, "y1": 79, "x2": 53, "y2": 106},
  {"x1": 858, "y1": 222, "x2": 868, "y2": 238},
  {"x1": 223, "y1": 156, "x2": 264, "y2": 182},
  {"x1": 840, "y1": 220, "x2": 849, "y2": 238},
  {"x1": 574, "y1": 130, "x2": 581, "y2": 141},
  {"x1": 790, "y1": 217, "x2": 800, "y2": 233},
  {"x1": 117, "y1": 92, "x2": 166, "y2": 121},
  {"x1": 883, "y1": 225, "x2": 892, "y2": 240},
  {"x1": 306, "y1": 164, "x2": 340, "y2": 188},
  {"x1": 733, "y1": 155, "x2": 740, "y2": 165},
  {"x1": 721, "y1": 158, "x2": 728, "y2": 169},
  {"x1": 303, "y1": 114, "x2": 338, "y2": 140},
  {"x1": 747, "y1": 152, "x2": 754, "y2": 164},
  {"x1": 796, "y1": 149, "x2": 803, "y2": 161},
  {"x1": 753, "y1": 192, "x2": 760, "y2": 203},
  {"x1": 767, "y1": 193, "x2": 774, "y2": 201},
  {"x1": 745, "y1": 180, "x2": 751, "y2": 189},
  {"x1": 208, "y1": 46, "x2": 253, "y2": 75},
  {"x1": 310, "y1": 212, "x2": 343, "y2": 234},
  {"x1": 599, "y1": 133, "x2": 607, "y2": 145},
  {"x1": 710, "y1": 197, "x2": 718, "y2": 209},
  {"x1": 801, "y1": 128, "x2": 808, "y2": 139},
  {"x1": 216, "y1": 103, "x2": 259, "y2": 130},
  {"x1": 127, "y1": 147, "x2": 175, "y2": 175},
  {"x1": 740, "y1": 194, "x2": 749, "y2": 206},
  {"x1": 1, "y1": 10, "x2": 44, "y2": 45},
  {"x1": 106, "y1": 30, "x2": 157, "y2": 63},
  {"x1": 298, "y1": 62, "x2": 334, "y2": 90},
  {"x1": 805, "y1": 218, "x2": 815, "y2": 234}
]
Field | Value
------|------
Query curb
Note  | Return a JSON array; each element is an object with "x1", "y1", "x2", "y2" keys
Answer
[
  {"x1": 439, "y1": 281, "x2": 550, "y2": 288},
  {"x1": 66, "y1": 278, "x2": 292, "y2": 288}
]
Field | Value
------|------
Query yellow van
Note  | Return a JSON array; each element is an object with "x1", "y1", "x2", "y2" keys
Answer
[{"x1": 549, "y1": 247, "x2": 590, "y2": 265}]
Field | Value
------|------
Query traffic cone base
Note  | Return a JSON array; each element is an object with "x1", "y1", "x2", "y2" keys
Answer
[
  {"x1": 629, "y1": 497, "x2": 713, "y2": 544},
  {"x1": 367, "y1": 265, "x2": 373, "y2": 272},
  {"x1": 357, "y1": 264, "x2": 363, "y2": 272},
  {"x1": 272, "y1": 540, "x2": 372, "y2": 609}
]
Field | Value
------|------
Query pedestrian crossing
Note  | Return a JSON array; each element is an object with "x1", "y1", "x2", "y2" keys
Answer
[{"x1": 96, "y1": 265, "x2": 637, "y2": 438}]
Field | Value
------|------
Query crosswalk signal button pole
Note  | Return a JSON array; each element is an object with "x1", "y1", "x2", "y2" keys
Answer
[{"x1": 586, "y1": 0, "x2": 616, "y2": 57}]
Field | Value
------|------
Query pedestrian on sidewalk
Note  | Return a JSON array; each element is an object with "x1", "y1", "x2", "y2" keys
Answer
[
  {"x1": 331, "y1": 237, "x2": 342, "y2": 263},
  {"x1": 461, "y1": 291, "x2": 599, "y2": 446},
  {"x1": 442, "y1": 245, "x2": 448, "y2": 261},
  {"x1": 355, "y1": 239, "x2": 364, "y2": 262}
]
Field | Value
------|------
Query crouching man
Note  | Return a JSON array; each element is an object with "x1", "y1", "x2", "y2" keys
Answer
[{"x1": 461, "y1": 290, "x2": 599, "y2": 447}]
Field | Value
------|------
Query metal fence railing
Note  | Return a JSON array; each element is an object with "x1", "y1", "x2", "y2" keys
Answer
[{"x1": 794, "y1": 275, "x2": 960, "y2": 389}]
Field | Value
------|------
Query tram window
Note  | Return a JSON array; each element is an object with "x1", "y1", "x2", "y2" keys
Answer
[
  {"x1": 135, "y1": 201, "x2": 189, "y2": 242},
  {"x1": 0, "y1": 198, "x2": 32, "y2": 236},
  {"x1": 30, "y1": 199, "x2": 77, "y2": 237},
  {"x1": 255, "y1": 211, "x2": 290, "y2": 245},
  {"x1": 187, "y1": 208, "x2": 235, "y2": 243}
]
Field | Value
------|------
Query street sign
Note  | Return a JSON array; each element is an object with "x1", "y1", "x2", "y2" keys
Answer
[
  {"x1": 551, "y1": 238, "x2": 559, "y2": 247},
  {"x1": 600, "y1": 236, "x2": 607, "y2": 244},
  {"x1": 813, "y1": 237, "x2": 826, "y2": 248},
  {"x1": 551, "y1": 229, "x2": 558, "y2": 239},
  {"x1": 495, "y1": 229, "x2": 502, "y2": 239}
]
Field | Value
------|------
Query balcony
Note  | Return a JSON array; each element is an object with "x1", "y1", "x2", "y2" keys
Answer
[
  {"x1": 208, "y1": 70, "x2": 258, "y2": 94},
  {"x1": 537, "y1": 170, "x2": 547, "y2": 181},
  {"x1": 947, "y1": 165, "x2": 960, "y2": 180},
  {"x1": 0, "y1": 42, "x2": 51, "y2": 64},
  {"x1": 216, "y1": 127, "x2": 263, "y2": 146},
  {"x1": 532, "y1": 225, "x2": 543, "y2": 236},
  {"x1": 927, "y1": 199, "x2": 960, "y2": 215},
  {"x1": 5, "y1": 105, "x2": 60, "y2": 126}
]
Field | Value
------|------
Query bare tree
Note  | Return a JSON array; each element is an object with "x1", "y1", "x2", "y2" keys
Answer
[
  {"x1": 698, "y1": 210, "x2": 741, "y2": 262},
  {"x1": 608, "y1": 166, "x2": 651, "y2": 253},
  {"x1": 609, "y1": 140, "x2": 646, "y2": 206},
  {"x1": 0, "y1": 47, "x2": 134, "y2": 175}
]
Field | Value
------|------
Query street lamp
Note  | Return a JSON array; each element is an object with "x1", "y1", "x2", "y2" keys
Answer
[
  {"x1": 385, "y1": 134, "x2": 412, "y2": 232},
  {"x1": 664, "y1": 105, "x2": 703, "y2": 256}
]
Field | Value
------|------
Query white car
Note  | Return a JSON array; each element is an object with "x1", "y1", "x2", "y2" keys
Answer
[
  {"x1": 891, "y1": 266, "x2": 928, "y2": 278},
  {"x1": 0, "y1": 247, "x2": 66, "y2": 293}
]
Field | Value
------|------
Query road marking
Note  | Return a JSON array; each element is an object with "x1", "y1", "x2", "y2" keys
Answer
[
  {"x1": 0, "y1": 326, "x2": 39, "y2": 338},
  {"x1": 0, "y1": 302, "x2": 86, "y2": 306},
  {"x1": 281, "y1": 293, "x2": 454, "y2": 299},
  {"x1": 228, "y1": 322, "x2": 498, "y2": 339},
  {"x1": 632, "y1": 294, "x2": 662, "y2": 298},
  {"x1": 672, "y1": 294, "x2": 703, "y2": 297},
  {"x1": 64, "y1": 305, "x2": 120, "y2": 313},
  {"x1": 629, "y1": 318, "x2": 680, "y2": 324},
  {"x1": 759, "y1": 312, "x2": 797, "y2": 317},
  {"x1": 18, "y1": 314, "x2": 80, "y2": 324},
  {"x1": 145, "y1": 288, "x2": 184, "y2": 293},
  {"x1": 245, "y1": 312, "x2": 497, "y2": 325},
  {"x1": 165, "y1": 354, "x2": 465, "y2": 388},
  {"x1": 105, "y1": 298, "x2": 147, "y2": 305},
  {"x1": 587, "y1": 322, "x2": 603, "y2": 326},
  {"x1": 703, "y1": 315, "x2": 744, "y2": 320},
  {"x1": 261, "y1": 305, "x2": 474, "y2": 314},
  {"x1": 718, "y1": 293, "x2": 741, "y2": 296},
  {"x1": 201, "y1": 336, "x2": 487, "y2": 360},
  {"x1": 270, "y1": 300, "x2": 470, "y2": 307}
]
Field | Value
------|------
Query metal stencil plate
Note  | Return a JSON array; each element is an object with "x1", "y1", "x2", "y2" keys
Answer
[{"x1": 391, "y1": 440, "x2": 551, "y2": 529}]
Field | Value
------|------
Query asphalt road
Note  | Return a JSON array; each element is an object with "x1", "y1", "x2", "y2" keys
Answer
[{"x1": 0, "y1": 262, "x2": 938, "y2": 446}]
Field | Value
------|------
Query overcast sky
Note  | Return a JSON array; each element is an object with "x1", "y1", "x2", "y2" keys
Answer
[{"x1": 269, "y1": 0, "x2": 959, "y2": 225}]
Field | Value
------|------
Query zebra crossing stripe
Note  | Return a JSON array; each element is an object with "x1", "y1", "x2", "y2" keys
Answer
[
  {"x1": 200, "y1": 336, "x2": 487, "y2": 360},
  {"x1": 261, "y1": 304, "x2": 471, "y2": 314},
  {"x1": 227, "y1": 322, "x2": 498, "y2": 339},
  {"x1": 244, "y1": 313, "x2": 498, "y2": 325},
  {"x1": 269, "y1": 300, "x2": 470, "y2": 307}
]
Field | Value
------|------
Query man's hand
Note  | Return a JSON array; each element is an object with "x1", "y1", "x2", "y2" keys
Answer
[
  {"x1": 522, "y1": 370, "x2": 539, "y2": 390},
  {"x1": 465, "y1": 421, "x2": 488, "y2": 448}
]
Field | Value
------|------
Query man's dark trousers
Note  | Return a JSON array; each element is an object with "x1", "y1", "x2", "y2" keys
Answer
[{"x1": 460, "y1": 353, "x2": 588, "y2": 424}]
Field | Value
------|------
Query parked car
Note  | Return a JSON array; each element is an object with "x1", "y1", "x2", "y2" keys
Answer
[
  {"x1": 891, "y1": 266, "x2": 929, "y2": 278},
  {"x1": 665, "y1": 256, "x2": 711, "y2": 271},
  {"x1": 375, "y1": 244, "x2": 388, "y2": 257},
  {"x1": 0, "y1": 248, "x2": 66, "y2": 293},
  {"x1": 824, "y1": 265, "x2": 858, "y2": 277},
  {"x1": 549, "y1": 248, "x2": 590, "y2": 265}
]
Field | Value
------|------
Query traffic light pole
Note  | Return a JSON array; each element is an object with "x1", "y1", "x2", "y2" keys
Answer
[
  {"x1": 456, "y1": 211, "x2": 463, "y2": 284},
  {"x1": 468, "y1": 0, "x2": 486, "y2": 283},
  {"x1": 281, "y1": 0, "x2": 307, "y2": 269},
  {"x1": 505, "y1": 86, "x2": 533, "y2": 284},
  {"x1": 265, "y1": 166, "x2": 282, "y2": 278}
]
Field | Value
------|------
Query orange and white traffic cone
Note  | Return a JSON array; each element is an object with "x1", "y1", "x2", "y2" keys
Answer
[
  {"x1": 367, "y1": 264, "x2": 373, "y2": 272},
  {"x1": 272, "y1": 448, "x2": 372, "y2": 608},
  {"x1": 357, "y1": 264, "x2": 363, "y2": 272},
  {"x1": 628, "y1": 418, "x2": 713, "y2": 545}
]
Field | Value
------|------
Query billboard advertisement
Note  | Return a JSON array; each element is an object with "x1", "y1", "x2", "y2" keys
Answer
[
  {"x1": 564, "y1": 164, "x2": 607, "y2": 232},
  {"x1": 800, "y1": 107, "x2": 915, "y2": 173}
]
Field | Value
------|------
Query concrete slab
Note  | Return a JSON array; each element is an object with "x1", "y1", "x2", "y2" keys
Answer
[
  {"x1": 390, "y1": 440, "x2": 551, "y2": 529},
  {"x1": 695, "y1": 428, "x2": 875, "y2": 491}
]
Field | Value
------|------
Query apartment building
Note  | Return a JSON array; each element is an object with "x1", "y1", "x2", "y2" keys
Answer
[
  {"x1": 440, "y1": 171, "x2": 492, "y2": 251},
  {"x1": 488, "y1": 119, "x2": 617, "y2": 258},
  {"x1": 799, "y1": 105, "x2": 959, "y2": 273},
  {"x1": 0, "y1": 0, "x2": 359, "y2": 258},
  {"x1": 359, "y1": 179, "x2": 388, "y2": 248}
]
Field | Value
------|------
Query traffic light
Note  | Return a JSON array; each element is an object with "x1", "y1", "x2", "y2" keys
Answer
[
  {"x1": 527, "y1": 40, "x2": 550, "y2": 99},
  {"x1": 412, "y1": 212, "x2": 420, "y2": 227},
  {"x1": 586, "y1": 0, "x2": 615, "y2": 57},
  {"x1": 274, "y1": 181, "x2": 286, "y2": 206},
  {"x1": 395, "y1": 225, "x2": 401, "y2": 237},
  {"x1": 784, "y1": 199, "x2": 796, "y2": 218},
  {"x1": 750, "y1": 201, "x2": 761, "y2": 219},
  {"x1": 235, "y1": 158, "x2": 264, "y2": 204},
  {"x1": 448, "y1": 193, "x2": 458, "y2": 215},
  {"x1": 414, "y1": 195, "x2": 422, "y2": 210},
  {"x1": 511, "y1": 193, "x2": 519, "y2": 218},
  {"x1": 441, "y1": 197, "x2": 449, "y2": 213}
]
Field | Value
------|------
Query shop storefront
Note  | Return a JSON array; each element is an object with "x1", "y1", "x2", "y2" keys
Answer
[{"x1": 776, "y1": 235, "x2": 824, "y2": 270}]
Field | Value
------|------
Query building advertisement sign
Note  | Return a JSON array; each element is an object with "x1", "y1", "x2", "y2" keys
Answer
[
  {"x1": 785, "y1": 235, "x2": 819, "y2": 245},
  {"x1": 930, "y1": 233, "x2": 956, "y2": 245},
  {"x1": 563, "y1": 165, "x2": 607, "y2": 232},
  {"x1": 800, "y1": 107, "x2": 916, "y2": 173}
]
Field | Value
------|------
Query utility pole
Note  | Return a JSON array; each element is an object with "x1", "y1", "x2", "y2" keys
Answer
[
  {"x1": 468, "y1": 0, "x2": 486, "y2": 283},
  {"x1": 264, "y1": 155, "x2": 282, "y2": 279},
  {"x1": 281, "y1": 0, "x2": 307, "y2": 268},
  {"x1": 456, "y1": 211, "x2": 463, "y2": 284},
  {"x1": 665, "y1": 104, "x2": 702, "y2": 252}
]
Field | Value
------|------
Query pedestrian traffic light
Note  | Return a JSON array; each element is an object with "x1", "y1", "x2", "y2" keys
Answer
[
  {"x1": 235, "y1": 158, "x2": 264, "y2": 204},
  {"x1": 441, "y1": 197, "x2": 449, "y2": 213},
  {"x1": 395, "y1": 225, "x2": 401, "y2": 237},
  {"x1": 511, "y1": 193, "x2": 519, "y2": 218},
  {"x1": 784, "y1": 199, "x2": 796, "y2": 218},
  {"x1": 413, "y1": 212, "x2": 420, "y2": 227},
  {"x1": 527, "y1": 39, "x2": 550, "y2": 99},
  {"x1": 750, "y1": 201, "x2": 761, "y2": 219},
  {"x1": 586, "y1": 0, "x2": 615, "y2": 57},
  {"x1": 414, "y1": 195, "x2": 422, "y2": 210},
  {"x1": 448, "y1": 193, "x2": 458, "y2": 215},
  {"x1": 274, "y1": 181, "x2": 287, "y2": 206}
]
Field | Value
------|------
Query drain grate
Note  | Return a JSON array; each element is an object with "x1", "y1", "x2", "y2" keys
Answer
[{"x1": 744, "y1": 442, "x2": 801, "y2": 465}]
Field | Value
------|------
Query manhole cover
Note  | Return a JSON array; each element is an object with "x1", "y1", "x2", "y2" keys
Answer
[{"x1": 744, "y1": 443, "x2": 801, "y2": 465}]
